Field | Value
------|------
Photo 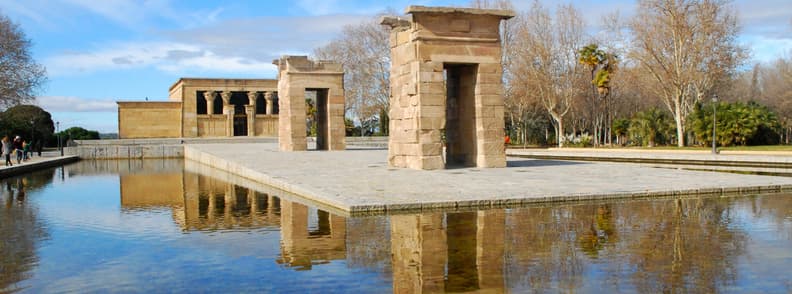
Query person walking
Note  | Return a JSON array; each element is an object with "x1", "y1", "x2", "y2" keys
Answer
[
  {"x1": 13, "y1": 136, "x2": 23, "y2": 164},
  {"x1": 2, "y1": 136, "x2": 13, "y2": 166},
  {"x1": 22, "y1": 140, "x2": 30, "y2": 161}
]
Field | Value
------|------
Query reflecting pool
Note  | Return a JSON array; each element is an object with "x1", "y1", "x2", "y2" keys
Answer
[{"x1": 1, "y1": 160, "x2": 791, "y2": 293}]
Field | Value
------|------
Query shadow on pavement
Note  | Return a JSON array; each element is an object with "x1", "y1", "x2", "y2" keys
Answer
[{"x1": 507, "y1": 159, "x2": 587, "y2": 168}]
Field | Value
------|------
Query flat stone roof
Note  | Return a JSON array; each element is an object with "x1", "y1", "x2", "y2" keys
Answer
[
  {"x1": 406, "y1": 5, "x2": 515, "y2": 19},
  {"x1": 184, "y1": 143, "x2": 792, "y2": 215}
]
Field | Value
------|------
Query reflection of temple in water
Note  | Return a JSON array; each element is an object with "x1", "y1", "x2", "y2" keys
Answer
[
  {"x1": 119, "y1": 169, "x2": 347, "y2": 271},
  {"x1": 391, "y1": 211, "x2": 505, "y2": 293}
]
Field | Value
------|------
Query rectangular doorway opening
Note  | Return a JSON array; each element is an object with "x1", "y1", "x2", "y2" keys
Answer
[
  {"x1": 443, "y1": 63, "x2": 478, "y2": 167},
  {"x1": 306, "y1": 88, "x2": 329, "y2": 150}
]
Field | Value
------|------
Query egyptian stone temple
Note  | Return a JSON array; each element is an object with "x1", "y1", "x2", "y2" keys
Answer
[
  {"x1": 382, "y1": 6, "x2": 514, "y2": 170},
  {"x1": 118, "y1": 78, "x2": 280, "y2": 138},
  {"x1": 274, "y1": 56, "x2": 346, "y2": 151},
  {"x1": 117, "y1": 55, "x2": 346, "y2": 152}
]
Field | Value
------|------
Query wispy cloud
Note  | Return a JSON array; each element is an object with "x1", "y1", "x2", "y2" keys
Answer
[
  {"x1": 36, "y1": 96, "x2": 117, "y2": 112},
  {"x1": 43, "y1": 13, "x2": 373, "y2": 77},
  {"x1": 44, "y1": 41, "x2": 276, "y2": 76}
]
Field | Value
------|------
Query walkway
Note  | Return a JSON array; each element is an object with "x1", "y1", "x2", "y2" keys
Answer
[
  {"x1": 184, "y1": 143, "x2": 792, "y2": 215},
  {"x1": 0, "y1": 152, "x2": 80, "y2": 178},
  {"x1": 507, "y1": 148, "x2": 792, "y2": 168}
]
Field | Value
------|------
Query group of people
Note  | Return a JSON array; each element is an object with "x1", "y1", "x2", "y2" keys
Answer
[{"x1": 1, "y1": 136, "x2": 36, "y2": 166}]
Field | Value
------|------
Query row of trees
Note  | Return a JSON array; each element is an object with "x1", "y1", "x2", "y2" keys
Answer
[{"x1": 313, "y1": 0, "x2": 790, "y2": 147}]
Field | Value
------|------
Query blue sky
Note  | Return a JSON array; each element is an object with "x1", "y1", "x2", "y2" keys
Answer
[{"x1": 1, "y1": 0, "x2": 790, "y2": 133}]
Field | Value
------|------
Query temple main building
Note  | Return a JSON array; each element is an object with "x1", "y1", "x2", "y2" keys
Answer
[{"x1": 117, "y1": 78, "x2": 280, "y2": 139}]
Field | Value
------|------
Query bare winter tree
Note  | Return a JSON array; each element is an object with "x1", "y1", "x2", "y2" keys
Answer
[
  {"x1": 0, "y1": 13, "x2": 46, "y2": 108},
  {"x1": 511, "y1": 2, "x2": 587, "y2": 147},
  {"x1": 626, "y1": 0, "x2": 745, "y2": 147},
  {"x1": 759, "y1": 56, "x2": 792, "y2": 143},
  {"x1": 314, "y1": 15, "x2": 390, "y2": 135}
]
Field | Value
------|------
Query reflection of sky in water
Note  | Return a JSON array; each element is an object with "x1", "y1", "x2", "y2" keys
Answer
[{"x1": 2, "y1": 161, "x2": 791, "y2": 293}]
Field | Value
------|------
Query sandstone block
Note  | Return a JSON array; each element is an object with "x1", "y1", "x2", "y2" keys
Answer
[
  {"x1": 476, "y1": 154, "x2": 506, "y2": 168},
  {"x1": 418, "y1": 155, "x2": 445, "y2": 170}
]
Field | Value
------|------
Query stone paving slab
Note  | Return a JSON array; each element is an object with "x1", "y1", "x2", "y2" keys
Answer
[{"x1": 184, "y1": 143, "x2": 792, "y2": 214}]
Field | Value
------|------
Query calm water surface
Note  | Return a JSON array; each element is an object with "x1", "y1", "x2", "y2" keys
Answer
[{"x1": 1, "y1": 160, "x2": 791, "y2": 293}]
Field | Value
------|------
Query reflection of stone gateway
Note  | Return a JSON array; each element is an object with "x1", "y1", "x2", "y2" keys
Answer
[
  {"x1": 390, "y1": 210, "x2": 505, "y2": 293},
  {"x1": 382, "y1": 6, "x2": 514, "y2": 170}
]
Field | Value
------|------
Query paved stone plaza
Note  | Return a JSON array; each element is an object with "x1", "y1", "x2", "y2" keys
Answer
[{"x1": 184, "y1": 143, "x2": 792, "y2": 213}]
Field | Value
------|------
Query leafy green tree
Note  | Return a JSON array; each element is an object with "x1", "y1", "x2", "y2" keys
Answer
[
  {"x1": 628, "y1": 108, "x2": 674, "y2": 147},
  {"x1": 57, "y1": 127, "x2": 100, "y2": 142},
  {"x1": 0, "y1": 104, "x2": 54, "y2": 146},
  {"x1": 689, "y1": 101, "x2": 781, "y2": 146},
  {"x1": 612, "y1": 118, "x2": 630, "y2": 146}
]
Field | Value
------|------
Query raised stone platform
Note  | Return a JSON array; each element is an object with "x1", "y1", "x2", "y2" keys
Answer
[{"x1": 184, "y1": 143, "x2": 792, "y2": 214}]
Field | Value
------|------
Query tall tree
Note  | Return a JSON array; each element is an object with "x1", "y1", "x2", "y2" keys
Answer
[
  {"x1": 512, "y1": 2, "x2": 587, "y2": 147},
  {"x1": 313, "y1": 15, "x2": 390, "y2": 135},
  {"x1": 626, "y1": 0, "x2": 744, "y2": 147},
  {"x1": 0, "y1": 13, "x2": 46, "y2": 108},
  {"x1": 0, "y1": 104, "x2": 55, "y2": 144}
]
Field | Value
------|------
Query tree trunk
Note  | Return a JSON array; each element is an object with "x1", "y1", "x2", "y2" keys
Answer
[
  {"x1": 674, "y1": 103, "x2": 685, "y2": 147},
  {"x1": 557, "y1": 117, "x2": 564, "y2": 147}
]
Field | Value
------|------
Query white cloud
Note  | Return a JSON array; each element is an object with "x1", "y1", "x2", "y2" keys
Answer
[
  {"x1": 44, "y1": 41, "x2": 276, "y2": 76},
  {"x1": 36, "y1": 96, "x2": 117, "y2": 112}
]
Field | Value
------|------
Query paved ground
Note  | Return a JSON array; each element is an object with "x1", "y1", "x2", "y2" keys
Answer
[
  {"x1": 0, "y1": 151, "x2": 79, "y2": 178},
  {"x1": 185, "y1": 143, "x2": 792, "y2": 214}
]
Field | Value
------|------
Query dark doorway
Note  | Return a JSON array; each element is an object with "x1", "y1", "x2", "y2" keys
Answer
[
  {"x1": 233, "y1": 115, "x2": 247, "y2": 136},
  {"x1": 306, "y1": 88, "x2": 329, "y2": 150},
  {"x1": 443, "y1": 64, "x2": 478, "y2": 167},
  {"x1": 231, "y1": 92, "x2": 248, "y2": 136}
]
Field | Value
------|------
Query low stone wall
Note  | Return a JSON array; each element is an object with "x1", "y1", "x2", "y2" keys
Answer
[
  {"x1": 65, "y1": 145, "x2": 184, "y2": 159},
  {"x1": 67, "y1": 136, "x2": 386, "y2": 159}
]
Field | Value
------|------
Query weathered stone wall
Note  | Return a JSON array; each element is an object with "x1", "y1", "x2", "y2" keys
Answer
[
  {"x1": 275, "y1": 56, "x2": 346, "y2": 151},
  {"x1": 383, "y1": 6, "x2": 513, "y2": 170},
  {"x1": 118, "y1": 101, "x2": 182, "y2": 139},
  {"x1": 196, "y1": 115, "x2": 227, "y2": 137},
  {"x1": 65, "y1": 145, "x2": 184, "y2": 159},
  {"x1": 254, "y1": 115, "x2": 278, "y2": 136}
]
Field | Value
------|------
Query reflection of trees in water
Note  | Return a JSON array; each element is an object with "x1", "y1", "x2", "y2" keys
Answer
[
  {"x1": 624, "y1": 197, "x2": 746, "y2": 293},
  {"x1": 344, "y1": 216, "x2": 391, "y2": 274},
  {"x1": 504, "y1": 197, "x2": 748, "y2": 292},
  {"x1": 505, "y1": 207, "x2": 588, "y2": 292},
  {"x1": 0, "y1": 176, "x2": 50, "y2": 291},
  {"x1": 748, "y1": 194, "x2": 792, "y2": 238}
]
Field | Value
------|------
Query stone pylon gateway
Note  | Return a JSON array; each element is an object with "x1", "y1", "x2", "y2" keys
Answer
[
  {"x1": 382, "y1": 6, "x2": 514, "y2": 170},
  {"x1": 274, "y1": 56, "x2": 346, "y2": 151}
]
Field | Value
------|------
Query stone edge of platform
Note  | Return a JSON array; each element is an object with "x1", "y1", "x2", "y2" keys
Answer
[
  {"x1": 182, "y1": 146, "x2": 792, "y2": 215},
  {"x1": 0, "y1": 156, "x2": 80, "y2": 179}
]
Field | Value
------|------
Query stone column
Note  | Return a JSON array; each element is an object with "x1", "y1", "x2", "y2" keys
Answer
[
  {"x1": 245, "y1": 105, "x2": 255, "y2": 136},
  {"x1": 264, "y1": 92, "x2": 274, "y2": 115},
  {"x1": 221, "y1": 92, "x2": 233, "y2": 137},
  {"x1": 203, "y1": 91, "x2": 216, "y2": 115}
]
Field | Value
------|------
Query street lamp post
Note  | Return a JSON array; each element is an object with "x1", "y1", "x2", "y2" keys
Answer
[
  {"x1": 712, "y1": 95, "x2": 718, "y2": 154},
  {"x1": 56, "y1": 121, "x2": 62, "y2": 156}
]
